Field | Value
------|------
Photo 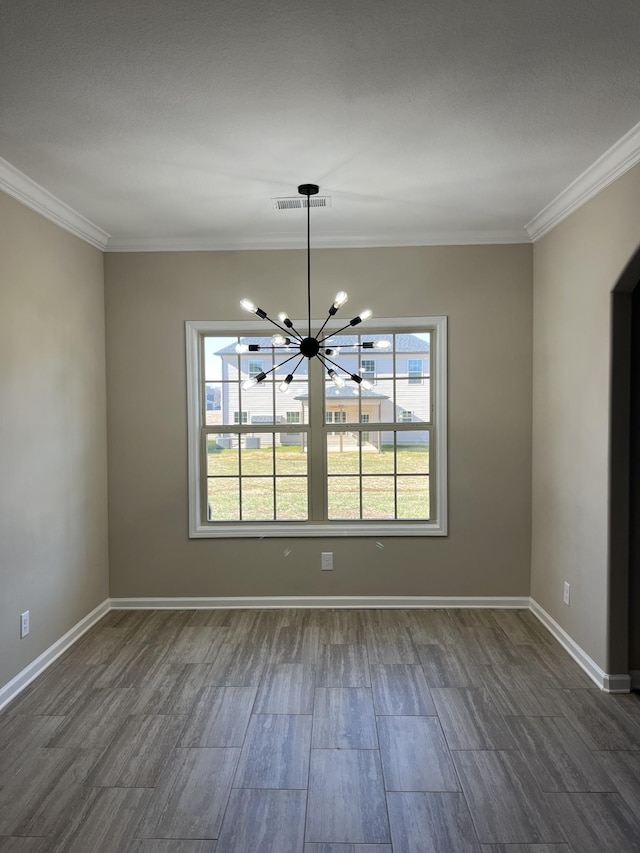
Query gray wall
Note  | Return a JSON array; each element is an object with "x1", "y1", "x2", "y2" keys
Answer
[
  {"x1": 0, "y1": 192, "x2": 109, "y2": 689},
  {"x1": 531, "y1": 163, "x2": 640, "y2": 673},
  {"x1": 105, "y1": 244, "x2": 533, "y2": 599}
]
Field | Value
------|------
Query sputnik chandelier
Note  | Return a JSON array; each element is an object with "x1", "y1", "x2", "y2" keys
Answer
[{"x1": 239, "y1": 183, "x2": 389, "y2": 392}]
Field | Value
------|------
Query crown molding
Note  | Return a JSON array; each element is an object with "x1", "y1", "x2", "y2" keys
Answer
[
  {"x1": 526, "y1": 120, "x2": 640, "y2": 242},
  {"x1": 0, "y1": 156, "x2": 110, "y2": 250},
  {"x1": 105, "y1": 229, "x2": 529, "y2": 252}
]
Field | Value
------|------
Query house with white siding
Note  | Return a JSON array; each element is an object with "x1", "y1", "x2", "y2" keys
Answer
[{"x1": 211, "y1": 333, "x2": 430, "y2": 448}]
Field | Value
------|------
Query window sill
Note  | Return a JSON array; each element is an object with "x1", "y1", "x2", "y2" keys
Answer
[{"x1": 188, "y1": 520, "x2": 447, "y2": 538}]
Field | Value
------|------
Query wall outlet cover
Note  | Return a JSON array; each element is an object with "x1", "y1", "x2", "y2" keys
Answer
[
  {"x1": 20, "y1": 610, "x2": 30, "y2": 638},
  {"x1": 321, "y1": 552, "x2": 334, "y2": 571}
]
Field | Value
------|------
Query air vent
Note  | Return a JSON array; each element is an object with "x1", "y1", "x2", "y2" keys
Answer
[{"x1": 272, "y1": 196, "x2": 331, "y2": 210}]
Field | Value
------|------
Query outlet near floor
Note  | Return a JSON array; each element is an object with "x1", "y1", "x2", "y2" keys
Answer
[
  {"x1": 20, "y1": 610, "x2": 30, "y2": 638},
  {"x1": 321, "y1": 552, "x2": 333, "y2": 571},
  {"x1": 563, "y1": 582, "x2": 570, "y2": 606}
]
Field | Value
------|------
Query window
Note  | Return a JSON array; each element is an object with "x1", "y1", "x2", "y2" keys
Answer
[
  {"x1": 408, "y1": 358, "x2": 423, "y2": 384},
  {"x1": 360, "y1": 358, "x2": 376, "y2": 383},
  {"x1": 248, "y1": 359, "x2": 263, "y2": 379},
  {"x1": 186, "y1": 317, "x2": 447, "y2": 537},
  {"x1": 360, "y1": 413, "x2": 370, "y2": 442}
]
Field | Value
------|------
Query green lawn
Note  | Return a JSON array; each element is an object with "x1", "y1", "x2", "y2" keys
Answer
[{"x1": 206, "y1": 443, "x2": 429, "y2": 521}]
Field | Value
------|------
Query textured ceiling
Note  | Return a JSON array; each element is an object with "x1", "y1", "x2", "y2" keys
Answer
[{"x1": 1, "y1": 0, "x2": 639, "y2": 248}]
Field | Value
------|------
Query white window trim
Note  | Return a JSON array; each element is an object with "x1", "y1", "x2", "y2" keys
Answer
[{"x1": 186, "y1": 316, "x2": 448, "y2": 538}]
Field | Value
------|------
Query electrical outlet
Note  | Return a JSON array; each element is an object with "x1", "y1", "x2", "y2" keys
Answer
[
  {"x1": 321, "y1": 552, "x2": 333, "y2": 571},
  {"x1": 563, "y1": 582, "x2": 570, "y2": 606},
  {"x1": 20, "y1": 610, "x2": 29, "y2": 638}
]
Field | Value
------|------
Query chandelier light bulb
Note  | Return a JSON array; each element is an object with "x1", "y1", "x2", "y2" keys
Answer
[
  {"x1": 349, "y1": 309, "x2": 373, "y2": 327},
  {"x1": 333, "y1": 291, "x2": 348, "y2": 308},
  {"x1": 242, "y1": 377, "x2": 258, "y2": 390},
  {"x1": 278, "y1": 311, "x2": 294, "y2": 328},
  {"x1": 328, "y1": 369, "x2": 346, "y2": 388},
  {"x1": 235, "y1": 343, "x2": 249, "y2": 353},
  {"x1": 271, "y1": 334, "x2": 288, "y2": 346},
  {"x1": 360, "y1": 378, "x2": 374, "y2": 391},
  {"x1": 279, "y1": 374, "x2": 294, "y2": 393},
  {"x1": 240, "y1": 298, "x2": 256, "y2": 313},
  {"x1": 374, "y1": 340, "x2": 391, "y2": 349}
]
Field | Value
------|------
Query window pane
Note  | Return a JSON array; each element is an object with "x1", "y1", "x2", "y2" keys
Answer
[
  {"x1": 397, "y1": 333, "x2": 431, "y2": 377},
  {"x1": 326, "y1": 433, "x2": 360, "y2": 474},
  {"x1": 324, "y1": 389, "x2": 359, "y2": 426},
  {"x1": 328, "y1": 476, "x2": 360, "y2": 519},
  {"x1": 395, "y1": 378, "x2": 430, "y2": 424},
  {"x1": 276, "y1": 478, "x2": 308, "y2": 520},
  {"x1": 396, "y1": 432, "x2": 429, "y2": 475},
  {"x1": 208, "y1": 477, "x2": 240, "y2": 521},
  {"x1": 275, "y1": 437, "x2": 308, "y2": 475},
  {"x1": 361, "y1": 433, "x2": 394, "y2": 474},
  {"x1": 396, "y1": 475, "x2": 430, "y2": 519},
  {"x1": 240, "y1": 436, "x2": 273, "y2": 475},
  {"x1": 242, "y1": 478, "x2": 274, "y2": 520},
  {"x1": 204, "y1": 336, "x2": 236, "y2": 382},
  {"x1": 362, "y1": 476, "x2": 395, "y2": 519},
  {"x1": 362, "y1": 379, "x2": 393, "y2": 423},
  {"x1": 207, "y1": 434, "x2": 239, "y2": 476},
  {"x1": 276, "y1": 379, "x2": 309, "y2": 424},
  {"x1": 360, "y1": 358, "x2": 376, "y2": 382},
  {"x1": 204, "y1": 382, "x2": 223, "y2": 425}
]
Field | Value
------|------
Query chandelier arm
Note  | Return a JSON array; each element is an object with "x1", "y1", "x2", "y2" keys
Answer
[
  {"x1": 314, "y1": 313, "x2": 334, "y2": 339},
  {"x1": 317, "y1": 321, "x2": 359, "y2": 343},
  {"x1": 259, "y1": 350, "x2": 304, "y2": 381},
  {"x1": 314, "y1": 352, "x2": 333, "y2": 374},
  {"x1": 261, "y1": 313, "x2": 303, "y2": 341},
  {"x1": 285, "y1": 322, "x2": 305, "y2": 341},
  {"x1": 317, "y1": 351, "x2": 352, "y2": 375}
]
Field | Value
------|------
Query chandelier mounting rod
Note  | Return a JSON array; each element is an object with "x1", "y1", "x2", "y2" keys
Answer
[{"x1": 298, "y1": 183, "x2": 318, "y2": 338}]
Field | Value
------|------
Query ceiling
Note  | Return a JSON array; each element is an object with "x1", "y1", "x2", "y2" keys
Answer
[{"x1": 1, "y1": 0, "x2": 639, "y2": 250}]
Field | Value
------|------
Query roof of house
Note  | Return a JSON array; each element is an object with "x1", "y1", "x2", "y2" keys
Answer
[
  {"x1": 294, "y1": 386, "x2": 388, "y2": 401},
  {"x1": 215, "y1": 333, "x2": 430, "y2": 356}
]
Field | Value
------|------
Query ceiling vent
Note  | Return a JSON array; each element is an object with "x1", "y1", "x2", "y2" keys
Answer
[{"x1": 272, "y1": 196, "x2": 331, "y2": 211}]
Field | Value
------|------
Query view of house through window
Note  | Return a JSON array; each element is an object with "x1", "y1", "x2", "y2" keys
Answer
[{"x1": 198, "y1": 324, "x2": 437, "y2": 529}]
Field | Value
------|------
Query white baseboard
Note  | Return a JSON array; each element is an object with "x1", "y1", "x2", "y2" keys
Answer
[
  {"x1": 0, "y1": 599, "x2": 110, "y2": 711},
  {"x1": 108, "y1": 595, "x2": 531, "y2": 610},
  {"x1": 2, "y1": 595, "x2": 631, "y2": 709},
  {"x1": 529, "y1": 598, "x2": 631, "y2": 693}
]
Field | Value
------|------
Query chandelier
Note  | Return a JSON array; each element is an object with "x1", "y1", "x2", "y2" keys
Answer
[{"x1": 238, "y1": 183, "x2": 389, "y2": 393}]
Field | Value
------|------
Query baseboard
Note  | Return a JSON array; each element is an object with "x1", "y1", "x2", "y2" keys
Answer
[
  {"x1": 529, "y1": 598, "x2": 631, "y2": 693},
  {"x1": 109, "y1": 595, "x2": 531, "y2": 610},
  {"x1": 2, "y1": 595, "x2": 630, "y2": 708},
  {"x1": 0, "y1": 599, "x2": 111, "y2": 711}
]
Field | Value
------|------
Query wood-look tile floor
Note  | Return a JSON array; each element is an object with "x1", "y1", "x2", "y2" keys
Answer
[{"x1": 2, "y1": 608, "x2": 640, "y2": 852}]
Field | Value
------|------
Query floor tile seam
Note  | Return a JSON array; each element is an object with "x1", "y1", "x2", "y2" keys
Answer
[
  {"x1": 309, "y1": 746, "x2": 381, "y2": 751},
  {"x1": 381, "y1": 782, "x2": 465, "y2": 794},
  {"x1": 302, "y1": 726, "x2": 312, "y2": 853},
  {"x1": 228, "y1": 785, "x2": 309, "y2": 791}
]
